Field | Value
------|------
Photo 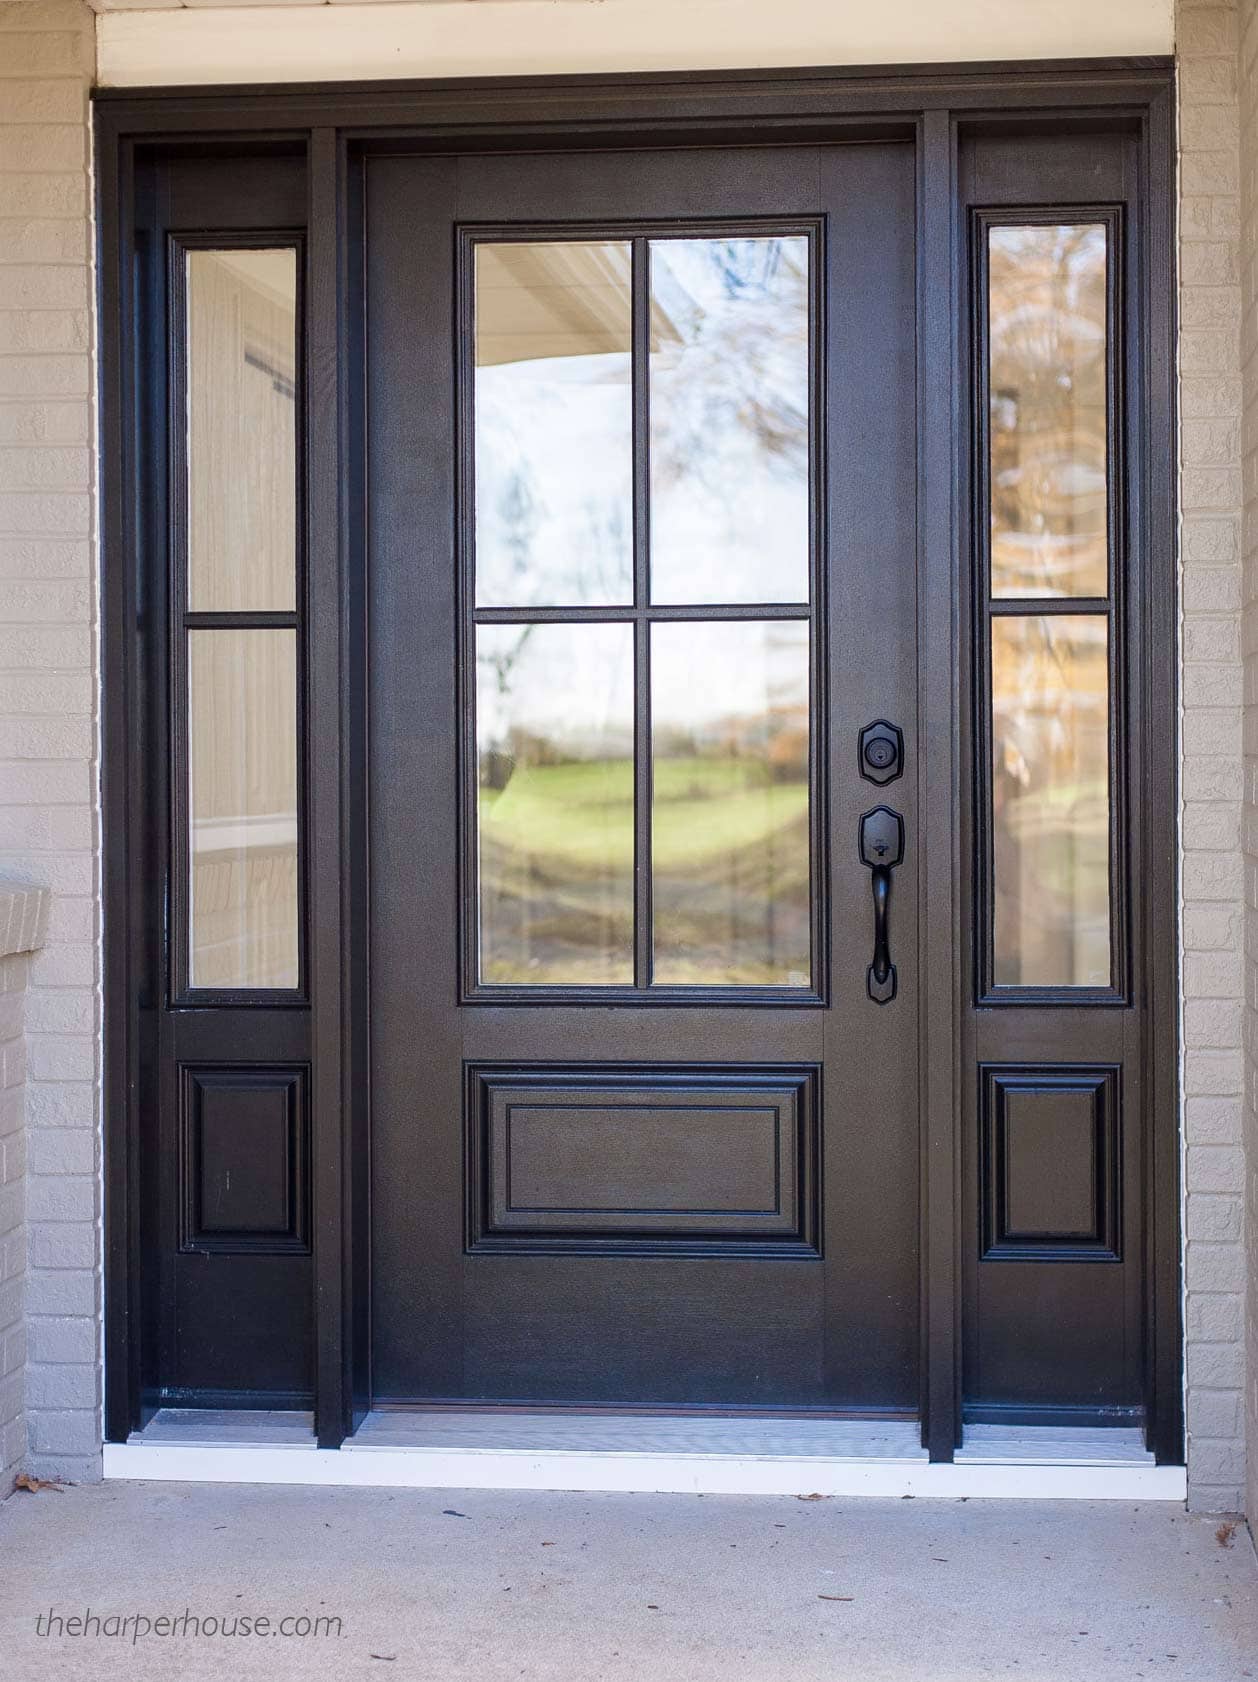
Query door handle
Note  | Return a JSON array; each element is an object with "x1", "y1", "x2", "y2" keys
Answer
[{"x1": 859, "y1": 805, "x2": 904, "y2": 1004}]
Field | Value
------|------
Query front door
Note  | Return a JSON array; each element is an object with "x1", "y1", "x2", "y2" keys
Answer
[
  {"x1": 365, "y1": 143, "x2": 921, "y2": 1407},
  {"x1": 110, "y1": 80, "x2": 1178, "y2": 1453}
]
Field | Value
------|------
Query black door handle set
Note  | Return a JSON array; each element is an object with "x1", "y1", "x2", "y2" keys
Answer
[{"x1": 858, "y1": 721, "x2": 904, "y2": 1005}]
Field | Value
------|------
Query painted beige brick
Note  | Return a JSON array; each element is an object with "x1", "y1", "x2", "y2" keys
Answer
[
  {"x1": 1184, "y1": 903, "x2": 1244, "y2": 947},
  {"x1": 0, "y1": 128, "x2": 85, "y2": 174},
  {"x1": 0, "y1": 267, "x2": 88, "y2": 313},
  {"x1": 1184, "y1": 372, "x2": 1246, "y2": 415},
  {"x1": 0, "y1": 404, "x2": 90, "y2": 445},
  {"x1": 0, "y1": 311, "x2": 90, "y2": 353},
  {"x1": 0, "y1": 0, "x2": 99, "y2": 1493},
  {"x1": 0, "y1": 82, "x2": 85, "y2": 126},
  {"x1": 0, "y1": 35, "x2": 93, "y2": 81},
  {"x1": 1181, "y1": 0, "x2": 1251, "y2": 1517},
  {"x1": 0, "y1": 174, "x2": 86, "y2": 219}
]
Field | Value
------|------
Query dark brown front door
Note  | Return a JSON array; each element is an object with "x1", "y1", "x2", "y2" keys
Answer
[{"x1": 365, "y1": 142, "x2": 921, "y2": 1407}]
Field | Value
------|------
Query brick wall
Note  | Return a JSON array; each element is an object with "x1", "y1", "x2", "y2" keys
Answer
[
  {"x1": 1177, "y1": 0, "x2": 1250, "y2": 1516},
  {"x1": 0, "y1": 883, "x2": 50, "y2": 1495},
  {"x1": 0, "y1": 0, "x2": 101, "y2": 1482},
  {"x1": 1239, "y1": 0, "x2": 1258, "y2": 1533},
  {"x1": 0, "y1": 0, "x2": 1251, "y2": 1507}
]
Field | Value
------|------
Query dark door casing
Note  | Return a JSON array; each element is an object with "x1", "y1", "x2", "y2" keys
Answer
[{"x1": 97, "y1": 62, "x2": 1180, "y2": 1457}]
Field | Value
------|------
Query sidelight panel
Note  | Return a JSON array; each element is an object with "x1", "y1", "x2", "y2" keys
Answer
[
  {"x1": 987, "y1": 224, "x2": 1108, "y2": 600},
  {"x1": 186, "y1": 248, "x2": 298, "y2": 613},
  {"x1": 188, "y1": 629, "x2": 300, "y2": 989},
  {"x1": 649, "y1": 235, "x2": 810, "y2": 606},
  {"x1": 476, "y1": 622, "x2": 635, "y2": 983},
  {"x1": 651, "y1": 620, "x2": 811, "y2": 986},
  {"x1": 990, "y1": 613, "x2": 1110, "y2": 989},
  {"x1": 980, "y1": 213, "x2": 1119, "y2": 999},
  {"x1": 474, "y1": 241, "x2": 634, "y2": 607}
]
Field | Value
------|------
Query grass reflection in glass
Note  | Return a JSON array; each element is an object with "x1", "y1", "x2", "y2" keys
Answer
[
  {"x1": 651, "y1": 621, "x2": 811, "y2": 986},
  {"x1": 477, "y1": 622, "x2": 635, "y2": 984}
]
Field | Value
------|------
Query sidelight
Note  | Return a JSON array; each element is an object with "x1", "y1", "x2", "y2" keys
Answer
[
  {"x1": 990, "y1": 614, "x2": 1110, "y2": 988},
  {"x1": 987, "y1": 225, "x2": 1108, "y2": 600},
  {"x1": 468, "y1": 228, "x2": 817, "y2": 993},
  {"x1": 178, "y1": 244, "x2": 303, "y2": 992},
  {"x1": 982, "y1": 218, "x2": 1116, "y2": 992},
  {"x1": 187, "y1": 249, "x2": 297, "y2": 612},
  {"x1": 188, "y1": 630, "x2": 299, "y2": 989}
]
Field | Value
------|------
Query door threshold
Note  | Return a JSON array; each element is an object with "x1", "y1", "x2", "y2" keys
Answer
[{"x1": 104, "y1": 1409, "x2": 1186, "y2": 1501}]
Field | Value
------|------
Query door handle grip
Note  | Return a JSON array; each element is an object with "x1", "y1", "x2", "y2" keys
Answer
[{"x1": 860, "y1": 806, "x2": 904, "y2": 1005}]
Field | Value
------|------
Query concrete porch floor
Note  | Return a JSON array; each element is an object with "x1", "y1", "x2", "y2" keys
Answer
[{"x1": 1, "y1": 1482, "x2": 1256, "y2": 1682}]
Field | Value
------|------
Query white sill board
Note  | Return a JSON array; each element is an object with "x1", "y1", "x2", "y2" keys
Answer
[{"x1": 101, "y1": 1442, "x2": 1187, "y2": 1501}]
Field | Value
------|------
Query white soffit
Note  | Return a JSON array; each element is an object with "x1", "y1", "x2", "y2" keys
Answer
[{"x1": 95, "y1": 0, "x2": 1176, "y2": 90}]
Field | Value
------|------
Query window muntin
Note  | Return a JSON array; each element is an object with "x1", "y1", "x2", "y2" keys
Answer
[
  {"x1": 468, "y1": 228, "x2": 817, "y2": 995},
  {"x1": 982, "y1": 217, "x2": 1116, "y2": 996},
  {"x1": 177, "y1": 241, "x2": 304, "y2": 995}
]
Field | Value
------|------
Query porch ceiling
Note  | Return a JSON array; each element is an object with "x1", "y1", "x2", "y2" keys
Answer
[{"x1": 91, "y1": 0, "x2": 1177, "y2": 90}]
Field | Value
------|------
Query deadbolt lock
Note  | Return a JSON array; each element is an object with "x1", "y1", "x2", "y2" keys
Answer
[{"x1": 859, "y1": 720, "x2": 904, "y2": 786}]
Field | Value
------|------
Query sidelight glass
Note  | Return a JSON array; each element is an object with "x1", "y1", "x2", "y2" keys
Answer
[
  {"x1": 649, "y1": 235, "x2": 810, "y2": 605},
  {"x1": 476, "y1": 622, "x2": 635, "y2": 984},
  {"x1": 990, "y1": 613, "x2": 1110, "y2": 988},
  {"x1": 474, "y1": 241, "x2": 634, "y2": 607},
  {"x1": 651, "y1": 620, "x2": 811, "y2": 986},
  {"x1": 188, "y1": 629, "x2": 299, "y2": 989},
  {"x1": 186, "y1": 248, "x2": 298, "y2": 613},
  {"x1": 988, "y1": 224, "x2": 1108, "y2": 599}
]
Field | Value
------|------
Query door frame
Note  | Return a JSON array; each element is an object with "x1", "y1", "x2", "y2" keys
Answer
[{"x1": 95, "y1": 57, "x2": 1180, "y2": 1460}]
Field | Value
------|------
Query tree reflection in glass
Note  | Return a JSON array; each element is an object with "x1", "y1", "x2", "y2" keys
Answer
[
  {"x1": 474, "y1": 242, "x2": 634, "y2": 607},
  {"x1": 477, "y1": 622, "x2": 635, "y2": 983},
  {"x1": 991, "y1": 613, "x2": 1110, "y2": 987},
  {"x1": 988, "y1": 224, "x2": 1108, "y2": 599},
  {"x1": 650, "y1": 236, "x2": 810, "y2": 605},
  {"x1": 652, "y1": 621, "x2": 810, "y2": 985}
]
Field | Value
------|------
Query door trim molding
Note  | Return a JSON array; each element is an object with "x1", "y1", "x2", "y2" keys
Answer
[{"x1": 96, "y1": 58, "x2": 1179, "y2": 1463}]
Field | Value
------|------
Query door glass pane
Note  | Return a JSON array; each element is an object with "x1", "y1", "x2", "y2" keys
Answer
[
  {"x1": 652, "y1": 621, "x2": 810, "y2": 986},
  {"x1": 477, "y1": 622, "x2": 634, "y2": 983},
  {"x1": 649, "y1": 236, "x2": 810, "y2": 605},
  {"x1": 189, "y1": 629, "x2": 299, "y2": 988},
  {"x1": 991, "y1": 614, "x2": 1110, "y2": 987},
  {"x1": 186, "y1": 248, "x2": 297, "y2": 612},
  {"x1": 988, "y1": 224, "x2": 1108, "y2": 599},
  {"x1": 475, "y1": 242, "x2": 633, "y2": 607}
]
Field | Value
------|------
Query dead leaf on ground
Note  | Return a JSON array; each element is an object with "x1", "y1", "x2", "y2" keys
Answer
[
  {"x1": 796, "y1": 1493, "x2": 830, "y2": 1502},
  {"x1": 1216, "y1": 1521, "x2": 1238, "y2": 1549},
  {"x1": 13, "y1": 1473, "x2": 64, "y2": 1494}
]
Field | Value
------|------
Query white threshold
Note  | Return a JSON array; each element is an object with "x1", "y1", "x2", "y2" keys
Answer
[{"x1": 103, "y1": 1410, "x2": 1187, "y2": 1502}]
